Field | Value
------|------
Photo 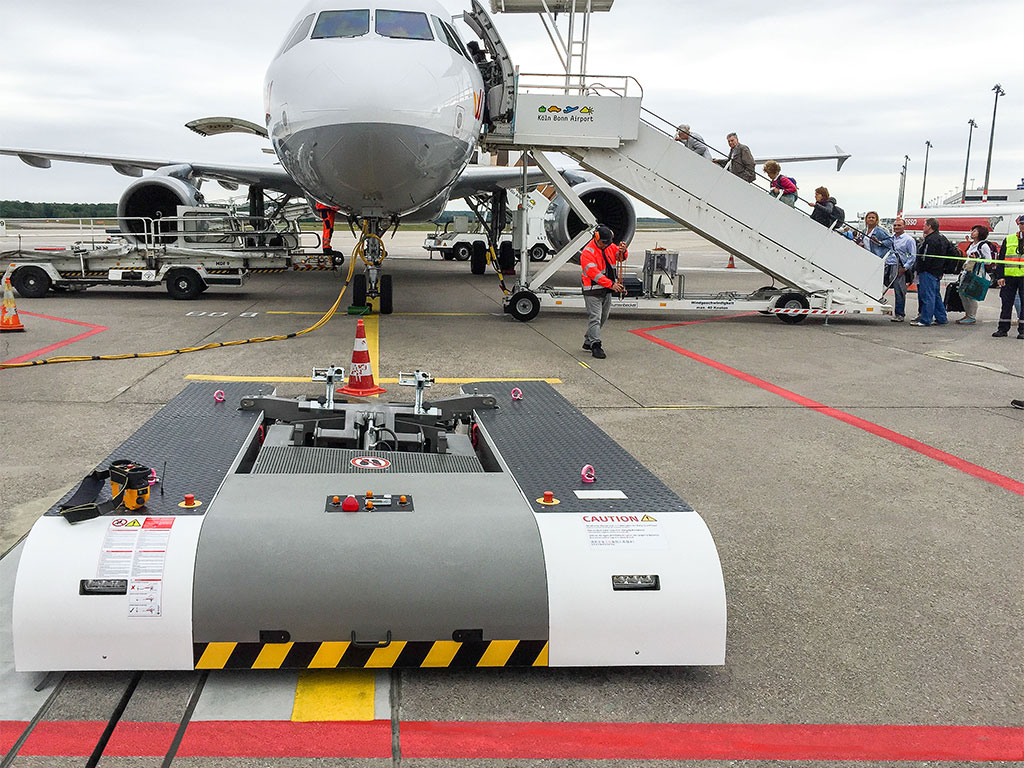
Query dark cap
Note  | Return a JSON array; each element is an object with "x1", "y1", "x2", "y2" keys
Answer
[
  {"x1": 1017, "y1": 214, "x2": 1024, "y2": 224},
  {"x1": 595, "y1": 225, "x2": 614, "y2": 242}
]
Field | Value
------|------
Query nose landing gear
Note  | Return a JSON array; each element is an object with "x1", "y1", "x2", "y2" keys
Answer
[{"x1": 350, "y1": 218, "x2": 395, "y2": 315}]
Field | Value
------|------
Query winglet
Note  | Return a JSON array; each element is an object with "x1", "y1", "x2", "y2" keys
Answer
[{"x1": 835, "y1": 145, "x2": 851, "y2": 172}]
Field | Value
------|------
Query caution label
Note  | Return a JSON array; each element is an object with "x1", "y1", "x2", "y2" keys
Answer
[
  {"x1": 95, "y1": 517, "x2": 171, "y2": 618},
  {"x1": 581, "y1": 514, "x2": 666, "y2": 550}
]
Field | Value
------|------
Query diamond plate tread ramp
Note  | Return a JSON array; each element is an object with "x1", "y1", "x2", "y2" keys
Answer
[
  {"x1": 44, "y1": 382, "x2": 272, "y2": 518},
  {"x1": 467, "y1": 381, "x2": 694, "y2": 514}
]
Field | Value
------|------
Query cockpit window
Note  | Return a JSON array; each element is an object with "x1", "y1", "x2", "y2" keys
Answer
[
  {"x1": 442, "y1": 20, "x2": 471, "y2": 59},
  {"x1": 312, "y1": 10, "x2": 371, "y2": 39},
  {"x1": 376, "y1": 10, "x2": 433, "y2": 40},
  {"x1": 278, "y1": 13, "x2": 315, "y2": 56},
  {"x1": 431, "y1": 15, "x2": 471, "y2": 59}
]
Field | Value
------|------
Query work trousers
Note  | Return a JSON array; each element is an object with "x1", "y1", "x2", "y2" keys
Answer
[
  {"x1": 318, "y1": 208, "x2": 335, "y2": 250},
  {"x1": 583, "y1": 291, "x2": 613, "y2": 346},
  {"x1": 884, "y1": 264, "x2": 907, "y2": 317},
  {"x1": 996, "y1": 276, "x2": 1024, "y2": 332},
  {"x1": 916, "y1": 272, "x2": 947, "y2": 325}
]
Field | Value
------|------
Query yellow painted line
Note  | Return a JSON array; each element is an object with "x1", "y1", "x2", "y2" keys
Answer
[
  {"x1": 185, "y1": 375, "x2": 563, "y2": 384},
  {"x1": 533, "y1": 642, "x2": 550, "y2": 667},
  {"x1": 421, "y1": 640, "x2": 461, "y2": 668},
  {"x1": 366, "y1": 641, "x2": 407, "y2": 668},
  {"x1": 292, "y1": 669, "x2": 376, "y2": 722},
  {"x1": 477, "y1": 640, "x2": 519, "y2": 667},
  {"x1": 362, "y1": 313, "x2": 380, "y2": 383},
  {"x1": 578, "y1": 362, "x2": 591, "y2": 369},
  {"x1": 308, "y1": 641, "x2": 350, "y2": 668},
  {"x1": 195, "y1": 642, "x2": 236, "y2": 670},
  {"x1": 252, "y1": 642, "x2": 294, "y2": 669}
]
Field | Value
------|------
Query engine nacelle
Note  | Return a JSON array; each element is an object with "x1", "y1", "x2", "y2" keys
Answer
[
  {"x1": 117, "y1": 176, "x2": 202, "y2": 244},
  {"x1": 544, "y1": 181, "x2": 636, "y2": 255}
]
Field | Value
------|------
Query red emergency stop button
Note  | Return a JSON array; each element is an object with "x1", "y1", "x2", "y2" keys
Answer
[{"x1": 341, "y1": 495, "x2": 359, "y2": 512}]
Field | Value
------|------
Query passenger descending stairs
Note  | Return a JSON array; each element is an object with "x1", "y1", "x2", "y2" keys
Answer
[{"x1": 563, "y1": 121, "x2": 886, "y2": 308}]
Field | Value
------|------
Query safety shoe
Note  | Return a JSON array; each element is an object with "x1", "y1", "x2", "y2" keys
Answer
[
  {"x1": 992, "y1": 329, "x2": 1008, "y2": 337},
  {"x1": 582, "y1": 341, "x2": 592, "y2": 351},
  {"x1": 591, "y1": 343, "x2": 607, "y2": 359}
]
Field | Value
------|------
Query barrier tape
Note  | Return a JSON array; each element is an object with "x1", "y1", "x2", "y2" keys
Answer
[
  {"x1": 767, "y1": 308, "x2": 847, "y2": 316},
  {"x1": 193, "y1": 639, "x2": 549, "y2": 669}
]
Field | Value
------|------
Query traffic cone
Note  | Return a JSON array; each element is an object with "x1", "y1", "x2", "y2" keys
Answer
[
  {"x1": 337, "y1": 318, "x2": 386, "y2": 396},
  {"x1": 1, "y1": 277, "x2": 26, "y2": 333},
  {"x1": 726, "y1": 255, "x2": 736, "y2": 269}
]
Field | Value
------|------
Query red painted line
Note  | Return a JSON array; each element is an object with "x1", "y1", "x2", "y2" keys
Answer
[
  {"x1": 105, "y1": 720, "x2": 179, "y2": 756},
  {"x1": 403, "y1": 722, "x2": 1024, "y2": 761},
  {"x1": 17, "y1": 720, "x2": 106, "y2": 756},
  {"x1": 632, "y1": 324, "x2": 1024, "y2": 497},
  {"x1": 2, "y1": 311, "x2": 108, "y2": 365},
  {"x1": 175, "y1": 721, "x2": 393, "y2": 758},
  {"x1": 5, "y1": 720, "x2": 1021, "y2": 760},
  {"x1": 0, "y1": 721, "x2": 28, "y2": 753}
]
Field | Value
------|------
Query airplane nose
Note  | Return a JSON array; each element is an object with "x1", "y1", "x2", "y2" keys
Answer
[{"x1": 272, "y1": 46, "x2": 473, "y2": 217}]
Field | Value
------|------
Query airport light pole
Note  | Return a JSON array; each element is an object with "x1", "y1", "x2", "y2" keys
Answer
[
  {"x1": 982, "y1": 84, "x2": 1005, "y2": 202},
  {"x1": 961, "y1": 119, "x2": 977, "y2": 203},
  {"x1": 920, "y1": 140, "x2": 932, "y2": 207},
  {"x1": 897, "y1": 155, "x2": 910, "y2": 216}
]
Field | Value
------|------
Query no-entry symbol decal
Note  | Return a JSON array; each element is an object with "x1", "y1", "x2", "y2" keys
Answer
[{"x1": 350, "y1": 456, "x2": 391, "y2": 469}]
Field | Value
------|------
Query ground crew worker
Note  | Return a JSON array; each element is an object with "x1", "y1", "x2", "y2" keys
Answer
[
  {"x1": 992, "y1": 214, "x2": 1024, "y2": 338},
  {"x1": 315, "y1": 202, "x2": 342, "y2": 261},
  {"x1": 581, "y1": 224, "x2": 627, "y2": 359}
]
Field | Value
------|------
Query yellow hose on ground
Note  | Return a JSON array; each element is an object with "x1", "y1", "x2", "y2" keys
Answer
[{"x1": 1, "y1": 242, "x2": 361, "y2": 370}]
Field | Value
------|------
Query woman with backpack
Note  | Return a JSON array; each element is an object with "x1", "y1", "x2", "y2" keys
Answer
[
  {"x1": 810, "y1": 187, "x2": 837, "y2": 227},
  {"x1": 764, "y1": 161, "x2": 798, "y2": 207},
  {"x1": 956, "y1": 224, "x2": 993, "y2": 325}
]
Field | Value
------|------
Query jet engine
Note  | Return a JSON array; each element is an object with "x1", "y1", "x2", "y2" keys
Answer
[
  {"x1": 117, "y1": 174, "x2": 203, "y2": 244},
  {"x1": 544, "y1": 181, "x2": 636, "y2": 254}
]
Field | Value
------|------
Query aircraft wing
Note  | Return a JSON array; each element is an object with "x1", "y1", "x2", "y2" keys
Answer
[
  {"x1": 752, "y1": 146, "x2": 851, "y2": 172},
  {"x1": 449, "y1": 165, "x2": 587, "y2": 200},
  {"x1": 0, "y1": 147, "x2": 304, "y2": 196}
]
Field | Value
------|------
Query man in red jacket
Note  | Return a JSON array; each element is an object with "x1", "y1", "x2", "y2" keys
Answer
[{"x1": 581, "y1": 225, "x2": 627, "y2": 359}]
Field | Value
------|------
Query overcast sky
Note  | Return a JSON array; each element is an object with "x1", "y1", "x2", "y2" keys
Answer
[{"x1": 1, "y1": 0, "x2": 1022, "y2": 218}]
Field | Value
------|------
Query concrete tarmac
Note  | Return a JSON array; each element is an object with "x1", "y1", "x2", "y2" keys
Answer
[{"x1": 1, "y1": 231, "x2": 1021, "y2": 766}]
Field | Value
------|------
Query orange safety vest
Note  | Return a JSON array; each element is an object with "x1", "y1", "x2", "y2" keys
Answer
[{"x1": 581, "y1": 238, "x2": 626, "y2": 292}]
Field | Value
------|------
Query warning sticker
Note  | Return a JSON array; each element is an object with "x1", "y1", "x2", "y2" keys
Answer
[
  {"x1": 97, "y1": 518, "x2": 143, "y2": 579},
  {"x1": 95, "y1": 517, "x2": 170, "y2": 617},
  {"x1": 581, "y1": 514, "x2": 667, "y2": 550},
  {"x1": 128, "y1": 580, "x2": 162, "y2": 617},
  {"x1": 350, "y1": 456, "x2": 391, "y2": 469}
]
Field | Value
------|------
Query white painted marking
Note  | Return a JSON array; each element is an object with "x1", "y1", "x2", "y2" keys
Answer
[{"x1": 573, "y1": 490, "x2": 627, "y2": 499}]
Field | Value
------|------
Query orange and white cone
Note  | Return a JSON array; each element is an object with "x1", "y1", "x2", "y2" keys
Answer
[
  {"x1": 337, "y1": 318, "x2": 386, "y2": 396},
  {"x1": 1, "y1": 277, "x2": 26, "y2": 333},
  {"x1": 726, "y1": 255, "x2": 736, "y2": 269}
]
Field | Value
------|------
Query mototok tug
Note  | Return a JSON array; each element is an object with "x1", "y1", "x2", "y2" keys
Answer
[{"x1": 13, "y1": 362, "x2": 726, "y2": 671}]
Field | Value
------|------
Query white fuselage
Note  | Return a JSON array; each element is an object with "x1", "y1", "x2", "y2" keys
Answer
[{"x1": 265, "y1": 0, "x2": 485, "y2": 220}]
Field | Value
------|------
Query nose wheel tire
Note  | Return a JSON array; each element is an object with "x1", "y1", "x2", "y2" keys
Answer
[
  {"x1": 529, "y1": 244, "x2": 548, "y2": 262},
  {"x1": 12, "y1": 266, "x2": 52, "y2": 298},
  {"x1": 352, "y1": 273, "x2": 368, "y2": 307},
  {"x1": 775, "y1": 293, "x2": 809, "y2": 324},
  {"x1": 379, "y1": 274, "x2": 393, "y2": 315},
  {"x1": 470, "y1": 250, "x2": 487, "y2": 275},
  {"x1": 507, "y1": 290, "x2": 540, "y2": 323}
]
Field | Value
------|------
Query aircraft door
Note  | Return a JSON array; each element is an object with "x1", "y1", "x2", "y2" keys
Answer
[{"x1": 463, "y1": 0, "x2": 516, "y2": 123}]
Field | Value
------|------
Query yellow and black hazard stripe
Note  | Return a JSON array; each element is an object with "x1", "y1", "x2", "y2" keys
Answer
[
  {"x1": 291, "y1": 264, "x2": 335, "y2": 271},
  {"x1": 194, "y1": 639, "x2": 549, "y2": 670},
  {"x1": 58, "y1": 271, "x2": 107, "y2": 278},
  {"x1": 249, "y1": 268, "x2": 291, "y2": 273}
]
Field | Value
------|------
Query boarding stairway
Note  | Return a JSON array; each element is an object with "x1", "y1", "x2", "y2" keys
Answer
[{"x1": 561, "y1": 119, "x2": 885, "y2": 308}]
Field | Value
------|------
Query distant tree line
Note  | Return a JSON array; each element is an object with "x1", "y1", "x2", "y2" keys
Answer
[{"x1": 0, "y1": 201, "x2": 117, "y2": 218}]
